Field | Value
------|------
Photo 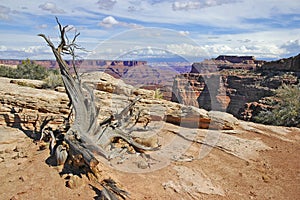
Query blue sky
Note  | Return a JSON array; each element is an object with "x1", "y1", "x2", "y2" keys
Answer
[{"x1": 0, "y1": 0, "x2": 300, "y2": 61}]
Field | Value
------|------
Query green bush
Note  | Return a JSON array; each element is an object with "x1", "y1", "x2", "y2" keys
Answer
[
  {"x1": 255, "y1": 84, "x2": 300, "y2": 127},
  {"x1": 0, "y1": 59, "x2": 49, "y2": 80},
  {"x1": 42, "y1": 71, "x2": 63, "y2": 89},
  {"x1": 0, "y1": 65, "x2": 16, "y2": 77},
  {"x1": 0, "y1": 59, "x2": 64, "y2": 89},
  {"x1": 16, "y1": 59, "x2": 49, "y2": 80}
]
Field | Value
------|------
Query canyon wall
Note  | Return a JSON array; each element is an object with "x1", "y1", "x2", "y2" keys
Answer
[{"x1": 171, "y1": 54, "x2": 300, "y2": 121}]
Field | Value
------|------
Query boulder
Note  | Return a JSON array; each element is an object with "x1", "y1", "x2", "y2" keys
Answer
[
  {"x1": 82, "y1": 72, "x2": 154, "y2": 98},
  {"x1": 82, "y1": 72, "x2": 134, "y2": 96},
  {"x1": 208, "y1": 111, "x2": 239, "y2": 130},
  {"x1": 166, "y1": 105, "x2": 211, "y2": 129}
]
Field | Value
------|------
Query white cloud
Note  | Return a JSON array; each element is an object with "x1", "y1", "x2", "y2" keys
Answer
[
  {"x1": 97, "y1": 0, "x2": 117, "y2": 10},
  {"x1": 172, "y1": 0, "x2": 239, "y2": 11},
  {"x1": 167, "y1": 28, "x2": 300, "y2": 59},
  {"x1": 38, "y1": 2, "x2": 65, "y2": 14},
  {"x1": 281, "y1": 40, "x2": 300, "y2": 55},
  {"x1": 38, "y1": 24, "x2": 48, "y2": 29},
  {"x1": 0, "y1": 45, "x2": 7, "y2": 51},
  {"x1": 166, "y1": 43, "x2": 210, "y2": 58},
  {"x1": 205, "y1": 44, "x2": 285, "y2": 59},
  {"x1": 0, "y1": 44, "x2": 53, "y2": 59},
  {"x1": 98, "y1": 16, "x2": 119, "y2": 28},
  {"x1": 0, "y1": 5, "x2": 11, "y2": 20},
  {"x1": 179, "y1": 31, "x2": 190, "y2": 36},
  {"x1": 98, "y1": 16, "x2": 143, "y2": 29},
  {"x1": 166, "y1": 42, "x2": 286, "y2": 60},
  {"x1": 86, "y1": 28, "x2": 201, "y2": 60},
  {"x1": 172, "y1": 1, "x2": 200, "y2": 10},
  {"x1": 22, "y1": 45, "x2": 49, "y2": 54}
]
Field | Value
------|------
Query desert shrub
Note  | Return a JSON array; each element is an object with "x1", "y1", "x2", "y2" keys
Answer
[
  {"x1": 154, "y1": 88, "x2": 163, "y2": 99},
  {"x1": 0, "y1": 59, "x2": 64, "y2": 89},
  {"x1": 0, "y1": 59, "x2": 49, "y2": 80},
  {"x1": 254, "y1": 84, "x2": 300, "y2": 127},
  {"x1": 42, "y1": 71, "x2": 63, "y2": 89},
  {"x1": 16, "y1": 59, "x2": 49, "y2": 80},
  {"x1": 0, "y1": 65, "x2": 16, "y2": 77}
]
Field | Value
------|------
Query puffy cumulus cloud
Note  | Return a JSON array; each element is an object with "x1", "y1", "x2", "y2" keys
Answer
[
  {"x1": 99, "y1": 16, "x2": 119, "y2": 28},
  {"x1": 281, "y1": 40, "x2": 300, "y2": 55},
  {"x1": 97, "y1": 0, "x2": 117, "y2": 10},
  {"x1": 38, "y1": 2, "x2": 65, "y2": 14},
  {"x1": 98, "y1": 16, "x2": 143, "y2": 29},
  {"x1": 172, "y1": 0, "x2": 239, "y2": 11},
  {"x1": 0, "y1": 5, "x2": 11, "y2": 20},
  {"x1": 179, "y1": 30, "x2": 190, "y2": 36}
]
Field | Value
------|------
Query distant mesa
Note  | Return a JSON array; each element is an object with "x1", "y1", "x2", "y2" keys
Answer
[
  {"x1": 190, "y1": 55, "x2": 265, "y2": 73},
  {"x1": 216, "y1": 55, "x2": 257, "y2": 64}
]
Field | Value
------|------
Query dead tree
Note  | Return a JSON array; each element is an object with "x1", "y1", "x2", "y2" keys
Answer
[
  {"x1": 38, "y1": 17, "x2": 160, "y2": 199},
  {"x1": 38, "y1": 18, "x2": 157, "y2": 170}
]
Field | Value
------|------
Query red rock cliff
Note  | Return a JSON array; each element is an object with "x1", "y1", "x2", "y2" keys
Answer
[{"x1": 172, "y1": 54, "x2": 300, "y2": 121}]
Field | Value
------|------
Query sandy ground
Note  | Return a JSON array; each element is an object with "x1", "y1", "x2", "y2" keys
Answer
[{"x1": 0, "y1": 122, "x2": 299, "y2": 200}]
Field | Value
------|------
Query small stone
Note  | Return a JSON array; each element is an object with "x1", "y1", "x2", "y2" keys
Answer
[
  {"x1": 134, "y1": 135, "x2": 159, "y2": 148},
  {"x1": 262, "y1": 174, "x2": 270, "y2": 183},
  {"x1": 136, "y1": 160, "x2": 148, "y2": 169},
  {"x1": 13, "y1": 146, "x2": 20, "y2": 152},
  {"x1": 127, "y1": 146, "x2": 136, "y2": 154},
  {"x1": 4, "y1": 149, "x2": 12, "y2": 153},
  {"x1": 66, "y1": 175, "x2": 82, "y2": 189},
  {"x1": 19, "y1": 176, "x2": 25, "y2": 182}
]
